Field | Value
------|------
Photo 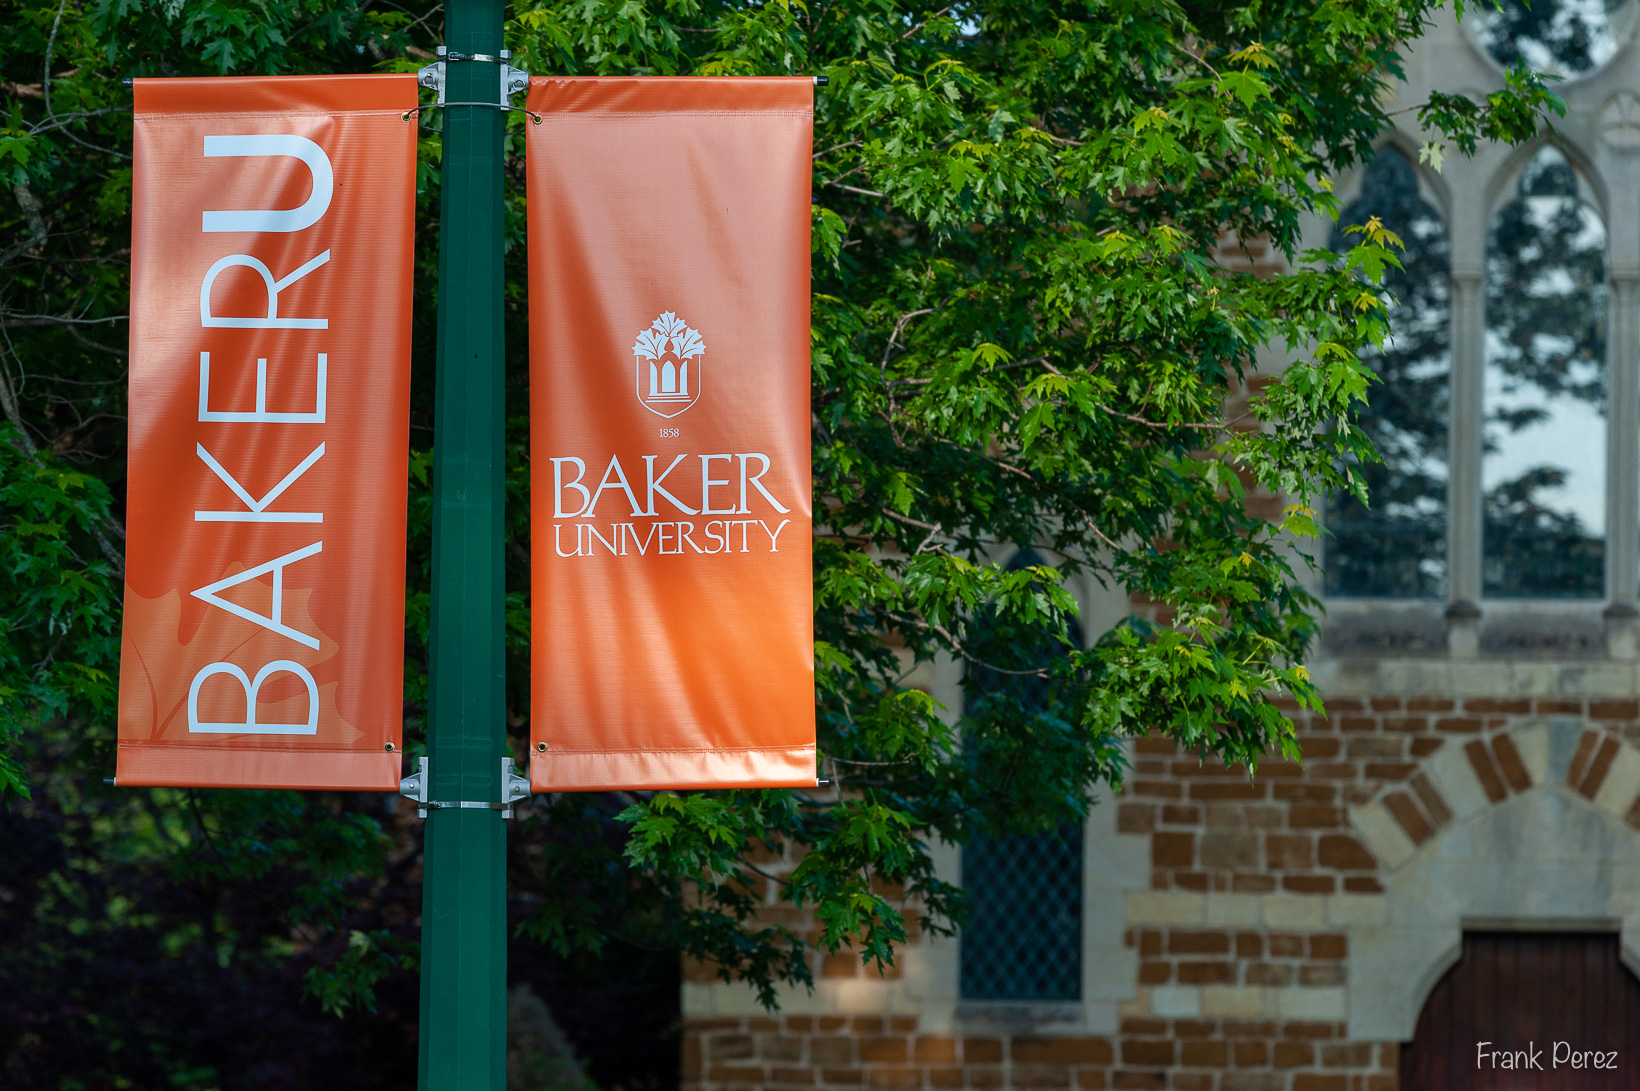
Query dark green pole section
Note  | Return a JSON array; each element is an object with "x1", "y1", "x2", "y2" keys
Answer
[{"x1": 419, "y1": 0, "x2": 509, "y2": 1087}]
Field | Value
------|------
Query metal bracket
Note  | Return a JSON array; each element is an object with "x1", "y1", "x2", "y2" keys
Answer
[
  {"x1": 399, "y1": 755, "x2": 532, "y2": 819},
  {"x1": 417, "y1": 47, "x2": 529, "y2": 109},
  {"x1": 501, "y1": 63, "x2": 530, "y2": 101},
  {"x1": 500, "y1": 756, "x2": 531, "y2": 819},
  {"x1": 399, "y1": 755, "x2": 432, "y2": 816},
  {"x1": 417, "y1": 61, "x2": 445, "y2": 106}
]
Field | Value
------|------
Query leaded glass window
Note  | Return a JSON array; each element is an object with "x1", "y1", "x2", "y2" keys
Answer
[
  {"x1": 959, "y1": 550, "x2": 1084, "y2": 1002},
  {"x1": 1474, "y1": 0, "x2": 1634, "y2": 79},
  {"x1": 1326, "y1": 145, "x2": 1451, "y2": 598},
  {"x1": 1483, "y1": 145, "x2": 1608, "y2": 598},
  {"x1": 959, "y1": 825, "x2": 1083, "y2": 1001}
]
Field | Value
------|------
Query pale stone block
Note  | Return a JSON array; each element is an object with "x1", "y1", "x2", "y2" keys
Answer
[
  {"x1": 1611, "y1": 885, "x2": 1640, "y2": 915},
  {"x1": 1313, "y1": 657, "x2": 1640, "y2": 702},
  {"x1": 1083, "y1": 1000, "x2": 1120, "y2": 1036},
  {"x1": 1422, "y1": 736, "x2": 1491, "y2": 820},
  {"x1": 1351, "y1": 801, "x2": 1417, "y2": 871},
  {"x1": 1513, "y1": 724, "x2": 1550, "y2": 788},
  {"x1": 1204, "y1": 893, "x2": 1261, "y2": 928},
  {"x1": 685, "y1": 980, "x2": 830, "y2": 1017},
  {"x1": 897, "y1": 656, "x2": 935, "y2": 690},
  {"x1": 1594, "y1": 744, "x2": 1640, "y2": 819},
  {"x1": 1447, "y1": 617, "x2": 1480, "y2": 660},
  {"x1": 1561, "y1": 663, "x2": 1640, "y2": 699},
  {"x1": 1150, "y1": 986, "x2": 1203, "y2": 1018},
  {"x1": 1084, "y1": 886, "x2": 1130, "y2": 940},
  {"x1": 681, "y1": 981, "x2": 717, "y2": 1017},
  {"x1": 1608, "y1": 616, "x2": 1638, "y2": 661},
  {"x1": 1118, "y1": 986, "x2": 1151, "y2": 1018},
  {"x1": 1437, "y1": 661, "x2": 1511, "y2": 698},
  {"x1": 1275, "y1": 986, "x2": 1347, "y2": 1021},
  {"x1": 1326, "y1": 894, "x2": 1389, "y2": 929},
  {"x1": 828, "y1": 977, "x2": 900, "y2": 1014},
  {"x1": 1201, "y1": 986, "x2": 1264, "y2": 1018},
  {"x1": 775, "y1": 983, "x2": 833, "y2": 1015},
  {"x1": 1443, "y1": 659, "x2": 1515, "y2": 692},
  {"x1": 1348, "y1": 927, "x2": 1460, "y2": 1041},
  {"x1": 1083, "y1": 949, "x2": 1139, "y2": 1002},
  {"x1": 1622, "y1": 914, "x2": 1640, "y2": 980},
  {"x1": 1126, "y1": 891, "x2": 1205, "y2": 926},
  {"x1": 1261, "y1": 895, "x2": 1326, "y2": 931}
]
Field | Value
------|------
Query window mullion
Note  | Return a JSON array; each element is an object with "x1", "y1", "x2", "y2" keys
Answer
[
  {"x1": 1448, "y1": 269, "x2": 1487, "y2": 649},
  {"x1": 1605, "y1": 273, "x2": 1640, "y2": 648}
]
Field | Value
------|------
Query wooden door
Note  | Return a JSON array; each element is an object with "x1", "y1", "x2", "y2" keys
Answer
[{"x1": 1400, "y1": 932, "x2": 1640, "y2": 1089}]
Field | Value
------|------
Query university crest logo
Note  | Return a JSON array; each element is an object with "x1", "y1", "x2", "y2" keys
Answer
[{"x1": 632, "y1": 311, "x2": 705, "y2": 418}]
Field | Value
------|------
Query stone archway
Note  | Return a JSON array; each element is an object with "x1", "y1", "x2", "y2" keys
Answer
[{"x1": 1345, "y1": 735, "x2": 1640, "y2": 1041}]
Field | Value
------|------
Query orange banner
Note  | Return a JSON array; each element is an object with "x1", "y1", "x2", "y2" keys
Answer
[
  {"x1": 526, "y1": 78, "x2": 816, "y2": 791},
  {"x1": 117, "y1": 76, "x2": 416, "y2": 790}
]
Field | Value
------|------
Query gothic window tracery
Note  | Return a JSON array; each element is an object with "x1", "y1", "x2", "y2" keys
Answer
[
  {"x1": 1326, "y1": 145, "x2": 1451, "y2": 598},
  {"x1": 1474, "y1": 0, "x2": 1634, "y2": 79}
]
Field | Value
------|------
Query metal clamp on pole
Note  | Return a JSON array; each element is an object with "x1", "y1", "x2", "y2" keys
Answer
[
  {"x1": 499, "y1": 757, "x2": 531, "y2": 818},
  {"x1": 417, "y1": 46, "x2": 529, "y2": 109},
  {"x1": 399, "y1": 755, "x2": 432, "y2": 816},
  {"x1": 399, "y1": 756, "x2": 532, "y2": 819}
]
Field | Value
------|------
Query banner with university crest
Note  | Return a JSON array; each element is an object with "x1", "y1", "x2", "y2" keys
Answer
[{"x1": 525, "y1": 77, "x2": 817, "y2": 790}]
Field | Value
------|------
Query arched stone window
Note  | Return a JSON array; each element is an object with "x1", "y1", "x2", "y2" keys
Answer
[
  {"x1": 1474, "y1": 0, "x2": 1635, "y2": 79},
  {"x1": 1483, "y1": 145, "x2": 1608, "y2": 597},
  {"x1": 1327, "y1": 145, "x2": 1452, "y2": 598},
  {"x1": 959, "y1": 550, "x2": 1085, "y2": 1002}
]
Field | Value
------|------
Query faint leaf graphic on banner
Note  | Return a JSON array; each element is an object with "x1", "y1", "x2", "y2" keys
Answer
[{"x1": 120, "y1": 572, "x2": 355, "y2": 742}]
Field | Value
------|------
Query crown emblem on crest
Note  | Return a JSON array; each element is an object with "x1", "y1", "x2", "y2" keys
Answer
[{"x1": 632, "y1": 311, "x2": 705, "y2": 418}]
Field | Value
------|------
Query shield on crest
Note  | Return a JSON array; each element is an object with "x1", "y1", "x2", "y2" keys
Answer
[{"x1": 632, "y1": 311, "x2": 704, "y2": 418}]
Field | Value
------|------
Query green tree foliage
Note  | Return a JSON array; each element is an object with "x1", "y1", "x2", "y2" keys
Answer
[{"x1": 1, "y1": 0, "x2": 1562, "y2": 1072}]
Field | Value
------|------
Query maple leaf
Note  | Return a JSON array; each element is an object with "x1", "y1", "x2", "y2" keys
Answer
[
  {"x1": 655, "y1": 311, "x2": 689, "y2": 341},
  {"x1": 119, "y1": 564, "x2": 358, "y2": 744},
  {"x1": 632, "y1": 326, "x2": 668, "y2": 360},
  {"x1": 672, "y1": 325, "x2": 706, "y2": 359}
]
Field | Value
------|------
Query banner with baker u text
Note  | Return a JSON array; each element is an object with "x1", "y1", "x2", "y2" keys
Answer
[
  {"x1": 117, "y1": 76, "x2": 416, "y2": 790},
  {"x1": 527, "y1": 77, "x2": 816, "y2": 790}
]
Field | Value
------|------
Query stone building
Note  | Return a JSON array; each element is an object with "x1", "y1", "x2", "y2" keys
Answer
[{"x1": 683, "y1": 4, "x2": 1640, "y2": 1088}]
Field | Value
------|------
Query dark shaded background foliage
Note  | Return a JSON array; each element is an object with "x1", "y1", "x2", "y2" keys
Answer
[
  {"x1": 2, "y1": 3, "x2": 679, "y2": 1086},
  {"x1": 1, "y1": 0, "x2": 1560, "y2": 1086}
]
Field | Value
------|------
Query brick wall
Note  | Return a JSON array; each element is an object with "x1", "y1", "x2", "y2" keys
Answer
[
  {"x1": 682, "y1": 692, "x2": 1640, "y2": 1091},
  {"x1": 683, "y1": 1014, "x2": 1394, "y2": 1091}
]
